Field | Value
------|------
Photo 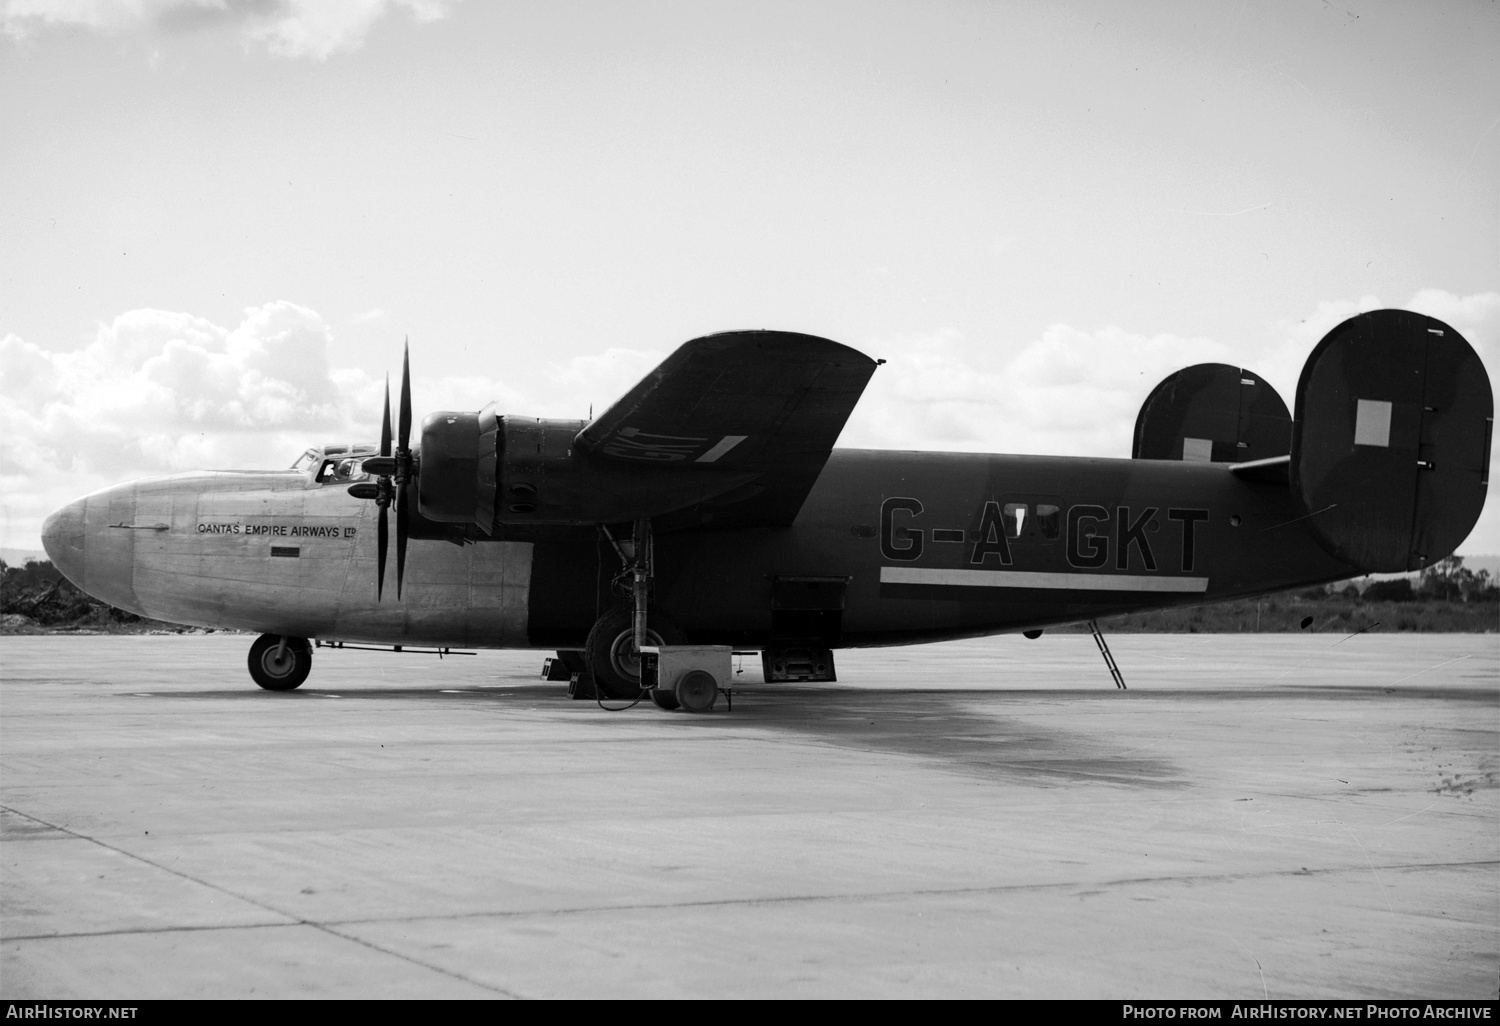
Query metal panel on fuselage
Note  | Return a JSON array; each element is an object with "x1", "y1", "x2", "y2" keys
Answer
[
  {"x1": 121, "y1": 472, "x2": 531, "y2": 647},
  {"x1": 113, "y1": 448, "x2": 1354, "y2": 651},
  {"x1": 130, "y1": 472, "x2": 355, "y2": 636},
  {"x1": 641, "y1": 450, "x2": 1357, "y2": 647}
]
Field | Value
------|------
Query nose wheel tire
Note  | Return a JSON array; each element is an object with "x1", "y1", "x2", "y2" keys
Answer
[{"x1": 248, "y1": 634, "x2": 312, "y2": 691}]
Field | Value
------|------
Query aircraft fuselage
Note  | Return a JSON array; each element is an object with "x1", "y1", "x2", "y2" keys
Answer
[{"x1": 42, "y1": 448, "x2": 1354, "y2": 649}]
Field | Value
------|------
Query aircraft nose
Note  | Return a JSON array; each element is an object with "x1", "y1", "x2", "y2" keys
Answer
[{"x1": 41, "y1": 498, "x2": 88, "y2": 589}]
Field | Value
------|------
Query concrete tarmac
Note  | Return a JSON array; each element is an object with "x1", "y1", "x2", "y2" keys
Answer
[{"x1": 1, "y1": 632, "x2": 1495, "y2": 999}]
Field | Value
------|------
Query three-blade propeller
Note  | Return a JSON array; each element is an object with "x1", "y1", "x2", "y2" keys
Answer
[{"x1": 350, "y1": 343, "x2": 415, "y2": 600}]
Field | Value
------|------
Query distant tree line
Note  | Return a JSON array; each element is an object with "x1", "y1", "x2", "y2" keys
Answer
[
  {"x1": 4, "y1": 554, "x2": 1496, "y2": 635},
  {"x1": 0, "y1": 559, "x2": 146, "y2": 627},
  {"x1": 1340, "y1": 556, "x2": 1497, "y2": 605}
]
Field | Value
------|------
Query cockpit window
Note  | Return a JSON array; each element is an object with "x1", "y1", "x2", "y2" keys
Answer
[
  {"x1": 316, "y1": 458, "x2": 370, "y2": 484},
  {"x1": 295, "y1": 443, "x2": 378, "y2": 479}
]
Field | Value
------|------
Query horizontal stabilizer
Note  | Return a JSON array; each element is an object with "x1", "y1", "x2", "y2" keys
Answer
[
  {"x1": 1292, "y1": 309, "x2": 1493, "y2": 572},
  {"x1": 1227, "y1": 454, "x2": 1290, "y2": 485},
  {"x1": 1133, "y1": 363, "x2": 1291, "y2": 463}
]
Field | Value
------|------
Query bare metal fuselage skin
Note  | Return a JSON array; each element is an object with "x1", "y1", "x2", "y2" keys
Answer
[{"x1": 41, "y1": 449, "x2": 1354, "y2": 649}]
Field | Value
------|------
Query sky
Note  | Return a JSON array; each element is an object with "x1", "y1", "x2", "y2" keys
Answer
[{"x1": 2, "y1": 0, "x2": 1497, "y2": 556}]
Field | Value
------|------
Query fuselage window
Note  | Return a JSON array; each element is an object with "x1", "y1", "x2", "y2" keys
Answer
[
  {"x1": 1035, "y1": 504, "x2": 1061, "y2": 540},
  {"x1": 1003, "y1": 502, "x2": 1027, "y2": 539}
]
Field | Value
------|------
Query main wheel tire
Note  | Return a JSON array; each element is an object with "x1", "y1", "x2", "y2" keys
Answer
[
  {"x1": 248, "y1": 634, "x2": 312, "y2": 691},
  {"x1": 584, "y1": 606, "x2": 682, "y2": 700},
  {"x1": 674, "y1": 669, "x2": 718, "y2": 713}
]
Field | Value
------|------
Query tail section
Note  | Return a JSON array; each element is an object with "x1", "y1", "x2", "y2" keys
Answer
[
  {"x1": 1292, "y1": 309, "x2": 1492, "y2": 572},
  {"x1": 1133, "y1": 363, "x2": 1291, "y2": 463}
]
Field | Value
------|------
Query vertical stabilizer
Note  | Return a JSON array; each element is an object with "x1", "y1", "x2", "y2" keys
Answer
[
  {"x1": 1291, "y1": 309, "x2": 1492, "y2": 572},
  {"x1": 1133, "y1": 363, "x2": 1291, "y2": 463}
]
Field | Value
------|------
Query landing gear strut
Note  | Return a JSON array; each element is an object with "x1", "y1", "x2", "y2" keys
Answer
[
  {"x1": 248, "y1": 634, "x2": 312, "y2": 691},
  {"x1": 587, "y1": 519, "x2": 683, "y2": 700}
]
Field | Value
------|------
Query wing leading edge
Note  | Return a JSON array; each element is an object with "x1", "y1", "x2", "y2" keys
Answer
[{"x1": 576, "y1": 331, "x2": 879, "y2": 527}]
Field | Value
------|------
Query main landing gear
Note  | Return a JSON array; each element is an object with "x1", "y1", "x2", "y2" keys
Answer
[
  {"x1": 248, "y1": 634, "x2": 312, "y2": 691},
  {"x1": 585, "y1": 518, "x2": 715, "y2": 712},
  {"x1": 585, "y1": 606, "x2": 683, "y2": 703}
]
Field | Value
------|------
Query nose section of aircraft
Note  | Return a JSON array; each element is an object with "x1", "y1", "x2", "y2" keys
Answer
[
  {"x1": 40, "y1": 483, "x2": 145, "y2": 614},
  {"x1": 41, "y1": 498, "x2": 88, "y2": 590}
]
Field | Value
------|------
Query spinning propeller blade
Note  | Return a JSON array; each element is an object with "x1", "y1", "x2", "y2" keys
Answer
[
  {"x1": 399, "y1": 341, "x2": 412, "y2": 454},
  {"x1": 347, "y1": 348, "x2": 420, "y2": 602},
  {"x1": 395, "y1": 496, "x2": 409, "y2": 599},
  {"x1": 395, "y1": 340, "x2": 412, "y2": 599},
  {"x1": 376, "y1": 497, "x2": 388, "y2": 602},
  {"x1": 380, "y1": 375, "x2": 392, "y2": 459},
  {"x1": 376, "y1": 376, "x2": 392, "y2": 601}
]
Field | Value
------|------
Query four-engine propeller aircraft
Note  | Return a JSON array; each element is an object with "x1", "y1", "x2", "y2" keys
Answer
[{"x1": 41, "y1": 309, "x2": 1492, "y2": 711}]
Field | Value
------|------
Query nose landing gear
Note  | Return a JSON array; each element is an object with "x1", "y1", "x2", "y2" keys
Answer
[{"x1": 248, "y1": 634, "x2": 312, "y2": 691}]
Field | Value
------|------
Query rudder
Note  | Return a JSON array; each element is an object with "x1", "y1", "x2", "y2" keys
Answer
[
  {"x1": 1292, "y1": 309, "x2": 1492, "y2": 572},
  {"x1": 1133, "y1": 363, "x2": 1291, "y2": 463}
]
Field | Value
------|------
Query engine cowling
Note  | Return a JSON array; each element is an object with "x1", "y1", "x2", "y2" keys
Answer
[
  {"x1": 417, "y1": 411, "x2": 758, "y2": 531},
  {"x1": 417, "y1": 405, "x2": 500, "y2": 532}
]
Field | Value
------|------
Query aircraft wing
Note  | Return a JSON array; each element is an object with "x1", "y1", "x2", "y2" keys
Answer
[{"x1": 575, "y1": 330, "x2": 879, "y2": 527}]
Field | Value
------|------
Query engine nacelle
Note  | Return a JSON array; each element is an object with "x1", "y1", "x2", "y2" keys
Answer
[
  {"x1": 418, "y1": 411, "x2": 758, "y2": 531},
  {"x1": 417, "y1": 406, "x2": 500, "y2": 531}
]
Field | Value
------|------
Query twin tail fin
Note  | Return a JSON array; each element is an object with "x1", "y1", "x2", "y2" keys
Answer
[{"x1": 1134, "y1": 309, "x2": 1492, "y2": 573}]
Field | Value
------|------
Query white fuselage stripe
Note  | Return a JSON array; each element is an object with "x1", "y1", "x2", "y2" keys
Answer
[
  {"x1": 696, "y1": 435, "x2": 748, "y2": 463},
  {"x1": 880, "y1": 566, "x2": 1210, "y2": 592}
]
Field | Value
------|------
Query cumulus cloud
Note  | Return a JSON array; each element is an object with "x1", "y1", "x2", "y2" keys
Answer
[
  {"x1": 844, "y1": 290, "x2": 1498, "y2": 463},
  {"x1": 4, "y1": 292, "x2": 1496, "y2": 553},
  {"x1": 2, "y1": 303, "x2": 342, "y2": 502},
  {"x1": 547, "y1": 347, "x2": 668, "y2": 420},
  {"x1": 841, "y1": 324, "x2": 1230, "y2": 458},
  {"x1": 0, "y1": 300, "x2": 514, "y2": 548},
  {"x1": 839, "y1": 289, "x2": 1499, "y2": 552},
  {"x1": 2, "y1": 0, "x2": 458, "y2": 58}
]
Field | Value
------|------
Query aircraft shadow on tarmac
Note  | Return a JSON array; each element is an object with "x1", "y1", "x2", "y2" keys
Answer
[
  {"x1": 693, "y1": 684, "x2": 1186, "y2": 788},
  {"x1": 122, "y1": 672, "x2": 1497, "y2": 789},
  {"x1": 123, "y1": 682, "x2": 1194, "y2": 789}
]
